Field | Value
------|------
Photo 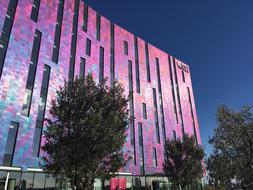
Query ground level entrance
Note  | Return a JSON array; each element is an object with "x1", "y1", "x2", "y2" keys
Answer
[{"x1": 0, "y1": 167, "x2": 203, "y2": 190}]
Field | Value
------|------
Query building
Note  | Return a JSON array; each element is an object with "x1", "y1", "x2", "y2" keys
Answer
[{"x1": 0, "y1": 0, "x2": 202, "y2": 189}]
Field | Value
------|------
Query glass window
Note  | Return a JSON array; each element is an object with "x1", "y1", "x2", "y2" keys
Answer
[
  {"x1": 45, "y1": 174, "x2": 56, "y2": 189},
  {"x1": 31, "y1": 0, "x2": 41, "y2": 22},
  {"x1": 168, "y1": 56, "x2": 178, "y2": 123},
  {"x1": 173, "y1": 130, "x2": 177, "y2": 141},
  {"x1": 128, "y1": 60, "x2": 136, "y2": 165},
  {"x1": 69, "y1": 0, "x2": 80, "y2": 81},
  {"x1": 52, "y1": 0, "x2": 65, "y2": 64},
  {"x1": 82, "y1": 4, "x2": 88, "y2": 32},
  {"x1": 32, "y1": 65, "x2": 50, "y2": 157},
  {"x1": 86, "y1": 38, "x2": 91, "y2": 56},
  {"x1": 182, "y1": 70, "x2": 185, "y2": 82},
  {"x1": 0, "y1": 171, "x2": 7, "y2": 190},
  {"x1": 99, "y1": 46, "x2": 104, "y2": 83},
  {"x1": 153, "y1": 88, "x2": 160, "y2": 144},
  {"x1": 134, "y1": 37, "x2": 140, "y2": 93},
  {"x1": 80, "y1": 57, "x2": 85, "y2": 78},
  {"x1": 20, "y1": 172, "x2": 34, "y2": 189},
  {"x1": 145, "y1": 42, "x2": 151, "y2": 82},
  {"x1": 124, "y1": 40, "x2": 128, "y2": 55},
  {"x1": 33, "y1": 173, "x2": 46, "y2": 189},
  {"x1": 9, "y1": 172, "x2": 21, "y2": 190},
  {"x1": 22, "y1": 29, "x2": 42, "y2": 117},
  {"x1": 153, "y1": 148, "x2": 157, "y2": 167},
  {"x1": 142, "y1": 103, "x2": 147, "y2": 119},
  {"x1": 3, "y1": 122, "x2": 19, "y2": 166},
  {"x1": 96, "y1": 13, "x2": 101, "y2": 41},
  {"x1": 0, "y1": 0, "x2": 18, "y2": 78},
  {"x1": 110, "y1": 23, "x2": 115, "y2": 85}
]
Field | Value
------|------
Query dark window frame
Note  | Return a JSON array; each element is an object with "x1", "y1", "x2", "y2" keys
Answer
[
  {"x1": 86, "y1": 38, "x2": 91, "y2": 56},
  {"x1": 0, "y1": 0, "x2": 18, "y2": 78},
  {"x1": 31, "y1": 0, "x2": 41, "y2": 22},
  {"x1": 52, "y1": 0, "x2": 65, "y2": 64}
]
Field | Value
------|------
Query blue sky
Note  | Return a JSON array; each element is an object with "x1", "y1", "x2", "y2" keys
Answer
[{"x1": 85, "y1": 0, "x2": 253, "y2": 155}]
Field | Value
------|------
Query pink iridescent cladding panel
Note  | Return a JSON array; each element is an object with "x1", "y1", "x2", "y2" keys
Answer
[{"x1": 0, "y1": 0, "x2": 202, "y2": 175}]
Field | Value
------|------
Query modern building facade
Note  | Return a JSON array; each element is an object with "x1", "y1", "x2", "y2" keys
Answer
[{"x1": 0, "y1": 0, "x2": 202, "y2": 189}]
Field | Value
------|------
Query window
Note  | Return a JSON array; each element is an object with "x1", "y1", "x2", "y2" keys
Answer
[
  {"x1": 182, "y1": 70, "x2": 185, "y2": 82},
  {"x1": 138, "y1": 123, "x2": 145, "y2": 175},
  {"x1": 152, "y1": 148, "x2": 157, "y2": 167},
  {"x1": 142, "y1": 103, "x2": 147, "y2": 119},
  {"x1": 134, "y1": 37, "x2": 140, "y2": 93},
  {"x1": 145, "y1": 42, "x2": 151, "y2": 82},
  {"x1": 128, "y1": 60, "x2": 136, "y2": 165},
  {"x1": 173, "y1": 130, "x2": 177, "y2": 141},
  {"x1": 3, "y1": 122, "x2": 19, "y2": 166},
  {"x1": 156, "y1": 57, "x2": 166, "y2": 141},
  {"x1": 172, "y1": 58, "x2": 185, "y2": 134},
  {"x1": 96, "y1": 13, "x2": 101, "y2": 41},
  {"x1": 168, "y1": 56, "x2": 178, "y2": 123},
  {"x1": 187, "y1": 87, "x2": 198, "y2": 145},
  {"x1": 32, "y1": 64, "x2": 51, "y2": 157},
  {"x1": 0, "y1": 0, "x2": 18, "y2": 78},
  {"x1": 86, "y1": 38, "x2": 91, "y2": 56},
  {"x1": 22, "y1": 29, "x2": 42, "y2": 117},
  {"x1": 99, "y1": 46, "x2": 104, "y2": 83},
  {"x1": 124, "y1": 40, "x2": 128, "y2": 55},
  {"x1": 110, "y1": 23, "x2": 115, "y2": 85},
  {"x1": 31, "y1": 0, "x2": 41, "y2": 22},
  {"x1": 82, "y1": 4, "x2": 88, "y2": 32},
  {"x1": 68, "y1": 0, "x2": 79, "y2": 81},
  {"x1": 80, "y1": 57, "x2": 85, "y2": 78},
  {"x1": 153, "y1": 88, "x2": 160, "y2": 144},
  {"x1": 52, "y1": 0, "x2": 65, "y2": 64}
]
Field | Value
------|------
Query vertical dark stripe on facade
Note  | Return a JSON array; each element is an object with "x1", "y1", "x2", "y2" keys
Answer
[
  {"x1": 152, "y1": 147, "x2": 158, "y2": 167},
  {"x1": 128, "y1": 60, "x2": 136, "y2": 165},
  {"x1": 99, "y1": 46, "x2": 104, "y2": 83},
  {"x1": 32, "y1": 64, "x2": 51, "y2": 157},
  {"x1": 52, "y1": 0, "x2": 65, "y2": 64},
  {"x1": 187, "y1": 87, "x2": 198, "y2": 145},
  {"x1": 96, "y1": 13, "x2": 101, "y2": 41},
  {"x1": 134, "y1": 36, "x2": 140, "y2": 93},
  {"x1": 82, "y1": 4, "x2": 88, "y2": 32},
  {"x1": 31, "y1": 0, "x2": 41, "y2": 22},
  {"x1": 21, "y1": 29, "x2": 42, "y2": 117},
  {"x1": 145, "y1": 42, "x2": 151, "y2": 82},
  {"x1": 110, "y1": 23, "x2": 115, "y2": 86},
  {"x1": 80, "y1": 57, "x2": 85, "y2": 78},
  {"x1": 156, "y1": 58, "x2": 166, "y2": 142},
  {"x1": 0, "y1": 0, "x2": 18, "y2": 78},
  {"x1": 153, "y1": 88, "x2": 160, "y2": 144},
  {"x1": 3, "y1": 122, "x2": 19, "y2": 166},
  {"x1": 68, "y1": 0, "x2": 79, "y2": 82},
  {"x1": 172, "y1": 58, "x2": 185, "y2": 135},
  {"x1": 138, "y1": 122, "x2": 145, "y2": 175},
  {"x1": 168, "y1": 56, "x2": 178, "y2": 123}
]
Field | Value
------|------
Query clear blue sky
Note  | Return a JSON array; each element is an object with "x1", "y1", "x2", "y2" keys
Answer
[{"x1": 85, "y1": 0, "x2": 253, "y2": 155}]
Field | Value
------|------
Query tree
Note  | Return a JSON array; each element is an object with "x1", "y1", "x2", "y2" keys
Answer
[
  {"x1": 207, "y1": 105, "x2": 253, "y2": 190},
  {"x1": 163, "y1": 134, "x2": 204, "y2": 190},
  {"x1": 42, "y1": 74, "x2": 130, "y2": 190},
  {"x1": 206, "y1": 153, "x2": 230, "y2": 190}
]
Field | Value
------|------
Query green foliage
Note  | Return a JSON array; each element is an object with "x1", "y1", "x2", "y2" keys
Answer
[
  {"x1": 207, "y1": 105, "x2": 253, "y2": 190},
  {"x1": 42, "y1": 74, "x2": 130, "y2": 190},
  {"x1": 163, "y1": 134, "x2": 204, "y2": 190}
]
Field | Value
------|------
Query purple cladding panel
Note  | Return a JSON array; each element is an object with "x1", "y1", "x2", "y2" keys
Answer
[{"x1": 0, "y1": 0, "x2": 202, "y2": 175}]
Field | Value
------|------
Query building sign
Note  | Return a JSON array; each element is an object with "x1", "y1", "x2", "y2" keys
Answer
[{"x1": 177, "y1": 62, "x2": 189, "y2": 73}]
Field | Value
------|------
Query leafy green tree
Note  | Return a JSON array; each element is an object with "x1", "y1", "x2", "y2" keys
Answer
[
  {"x1": 208, "y1": 105, "x2": 253, "y2": 190},
  {"x1": 42, "y1": 74, "x2": 130, "y2": 190},
  {"x1": 206, "y1": 153, "x2": 230, "y2": 190},
  {"x1": 163, "y1": 134, "x2": 204, "y2": 190}
]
